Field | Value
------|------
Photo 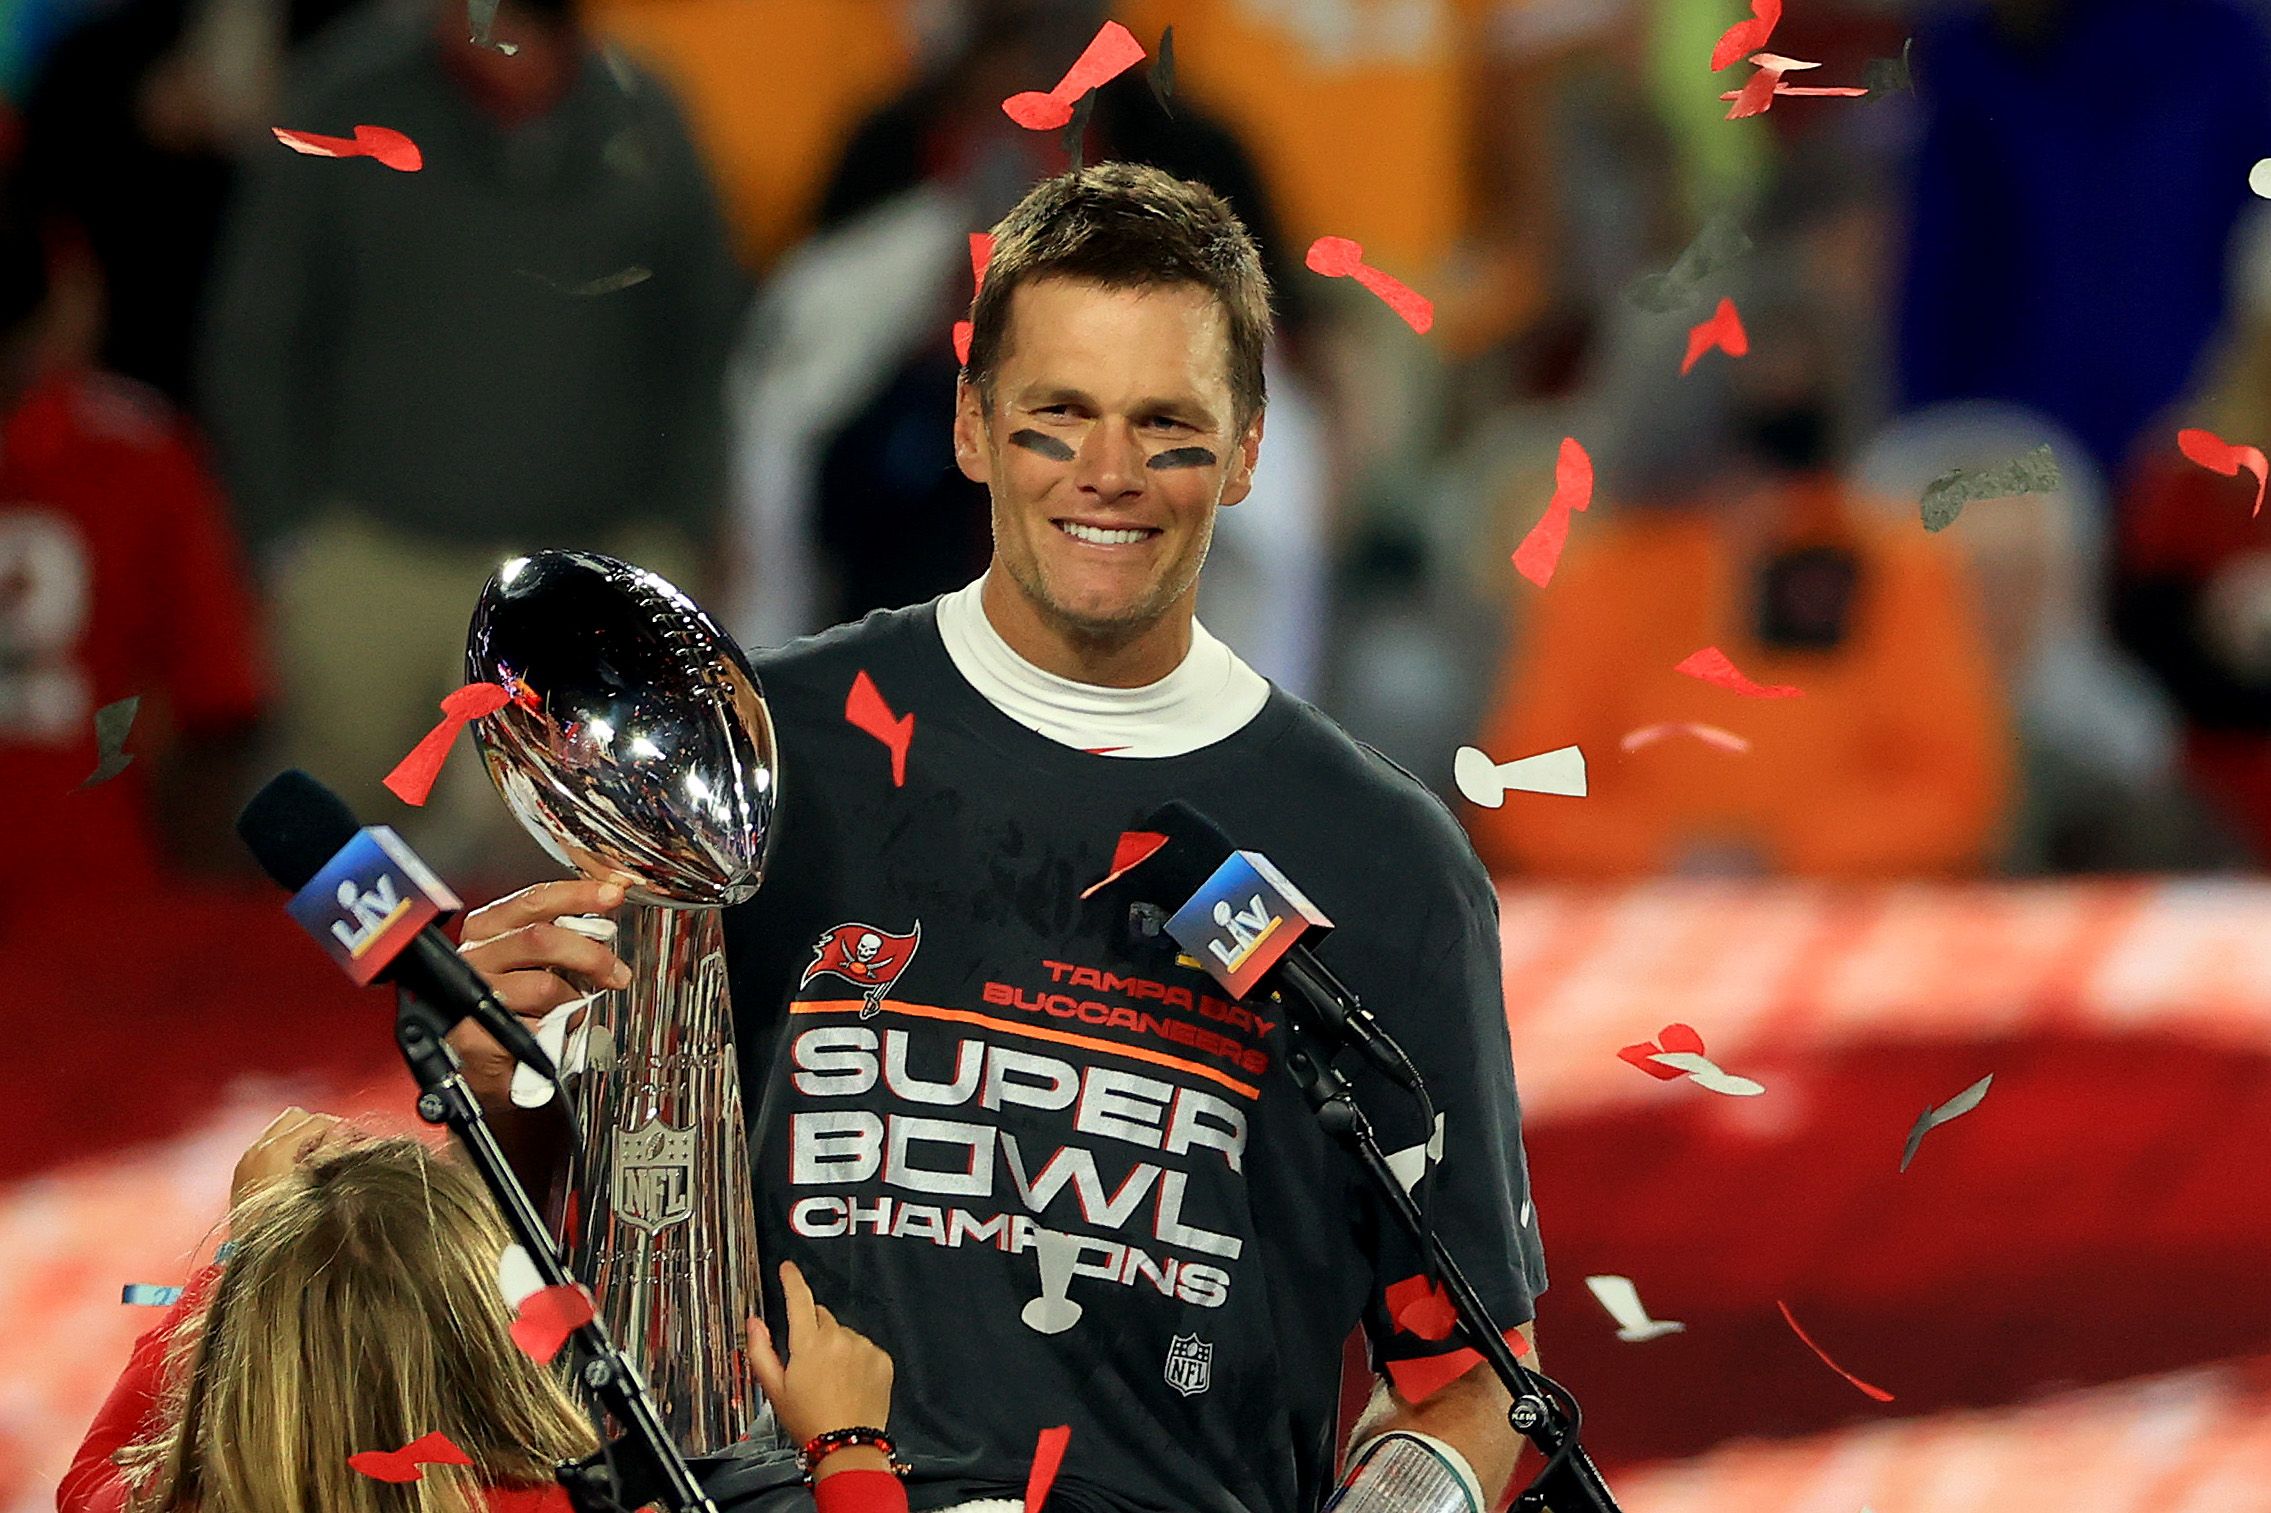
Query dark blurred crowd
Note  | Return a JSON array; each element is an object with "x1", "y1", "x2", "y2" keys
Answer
[{"x1": 4, "y1": 0, "x2": 2270, "y2": 898}]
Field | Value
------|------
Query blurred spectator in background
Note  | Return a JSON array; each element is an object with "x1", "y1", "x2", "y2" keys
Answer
[
  {"x1": 18, "y1": 0, "x2": 360, "y2": 403},
  {"x1": 0, "y1": 187, "x2": 269, "y2": 905},
  {"x1": 2113, "y1": 223, "x2": 2271, "y2": 861},
  {"x1": 1466, "y1": 283, "x2": 2012, "y2": 879},
  {"x1": 579, "y1": 0, "x2": 914, "y2": 270},
  {"x1": 1895, "y1": 0, "x2": 2271, "y2": 476},
  {"x1": 723, "y1": 0, "x2": 1331, "y2": 696},
  {"x1": 1851, "y1": 402, "x2": 2244, "y2": 873},
  {"x1": 198, "y1": 0, "x2": 744, "y2": 851}
]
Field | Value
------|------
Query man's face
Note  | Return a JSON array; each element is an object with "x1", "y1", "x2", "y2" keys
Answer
[{"x1": 955, "y1": 277, "x2": 1263, "y2": 643}]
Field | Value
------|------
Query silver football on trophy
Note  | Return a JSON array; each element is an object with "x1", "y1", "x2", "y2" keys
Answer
[
  {"x1": 465, "y1": 548, "x2": 776, "y2": 1454},
  {"x1": 466, "y1": 550, "x2": 777, "y2": 906}
]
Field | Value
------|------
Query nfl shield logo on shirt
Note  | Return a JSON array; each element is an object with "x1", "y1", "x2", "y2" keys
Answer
[
  {"x1": 610, "y1": 1116, "x2": 697, "y2": 1234},
  {"x1": 1164, "y1": 1333, "x2": 1213, "y2": 1397}
]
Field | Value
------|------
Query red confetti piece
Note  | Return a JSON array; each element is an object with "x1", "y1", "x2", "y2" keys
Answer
[
  {"x1": 348, "y1": 1430, "x2": 474, "y2": 1483},
  {"x1": 383, "y1": 681, "x2": 532, "y2": 806},
  {"x1": 1079, "y1": 830, "x2": 1169, "y2": 899},
  {"x1": 1618, "y1": 1022, "x2": 1707, "y2": 1081},
  {"x1": 952, "y1": 232, "x2": 995, "y2": 365},
  {"x1": 1675, "y1": 646, "x2": 1804, "y2": 699},
  {"x1": 1002, "y1": 22, "x2": 1145, "y2": 130},
  {"x1": 1511, "y1": 437, "x2": 1595, "y2": 587},
  {"x1": 1726, "y1": 64, "x2": 1785, "y2": 118},
  {"x1": 1682, "y1": 297, "x2": 1749, "y2": 375},
  {"x1": 1777, "y1": 1300, "x2": 1896, "y2": 1401},
  {"x1": 1384, "y1": 1274, "x2": 1460, "y2": 1341},
  {"x1": 1719, "y1": 78, "x2": 1871, "y2": 110},
  {"x1": 508, "y1": 1281, "x2": 595, "y2": 1365},
  {"x1": 1024, "y1": 1424, "x2": 1073, "y2": 1512},
  {"x1": 1306, "y1": 236, "x2": 1434, "y2": 334},
  {"x1": 272, "y1": 123, "x2": 423, "y2": 172},
  {"x1": 2177, "y1": 427, "x2": 2269, "y2": 516},
  {"x1": 1711, "y1": 0, "x2": 1781, "y2": 70},
  {"x1": 1620, "y1": 721, "x2": 1752, "y2": 754},
  {"x1": 846, "y1": 670, "x2": 914, "y2": 788}
]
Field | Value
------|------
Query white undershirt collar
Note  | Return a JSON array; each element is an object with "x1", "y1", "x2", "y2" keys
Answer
[{"x1": 934, "y1": 577, "x2": 1271, "y2": 758}]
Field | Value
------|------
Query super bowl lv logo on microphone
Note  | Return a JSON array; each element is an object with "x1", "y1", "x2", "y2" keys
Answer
[
  {"x1": 285, "y1": 827, "x2": 460, "y2": 985},
  {"x1": 802, "y1": 921, "x2": 921, "y2": 1018},
  {"x1": 1164, "y1": 853, "x2": 1331, "y2": 999}
]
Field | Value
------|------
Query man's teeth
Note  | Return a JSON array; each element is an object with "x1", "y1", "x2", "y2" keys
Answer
[{"x1": 1059, "y1": 521, "x2": 1151, "y2": 546}]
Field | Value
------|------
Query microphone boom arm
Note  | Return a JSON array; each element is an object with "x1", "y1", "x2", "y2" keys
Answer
[
  {"x1": 393, "y1": 990, "x2": 721, "y2": 1513},
  {"x1": 1279, "y1": 1033, "x2": 1621, "y2": 1512}
]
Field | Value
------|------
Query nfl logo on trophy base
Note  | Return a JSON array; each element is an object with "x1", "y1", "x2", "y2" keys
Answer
[{"x1": 612, "y1": 1118, "x2": 696, "y2": 1234}]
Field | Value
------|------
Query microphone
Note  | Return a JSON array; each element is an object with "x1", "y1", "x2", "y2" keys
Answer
[
  {"x1": 237, "y1": 769, "x2": 555, "y2": 1079},
  {"x1": 1127, "y1": 800, "x2": 1422, "y2": 1092}
]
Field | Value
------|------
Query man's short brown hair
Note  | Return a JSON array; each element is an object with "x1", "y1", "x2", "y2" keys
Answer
[{"x1": 964, "y1": 163, "x2": 1273, "y2": 426}]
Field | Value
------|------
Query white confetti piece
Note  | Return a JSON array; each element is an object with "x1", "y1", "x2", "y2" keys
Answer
[
  {"x1": 496, "y1": 1242, "x2": 545, "y2": 1308},
  {"x1": 1900, "y1": 1073, "x2": 1993, "y2": 1171},
  {"x1": 2252, "y1": 159, "x2": 2271, "y2": 199},
  {"x1": 509, "y1": 994, "x2": 593, "y2": 1109},
  {"x1": 1384, "y1": 1113, "x2": 1447, "y2": 1195},
  {"x1": 1453, "y1": 744, "x2": 1587, "y2": 808},
  {"x1": 1584, "y1": 1275, "x2": 1686, "y2": 1342},
  {"x1": 1619, "y1": 721, "x2": 1752, "y2": 755},
  {"x1": 1650, "y1": 1050, "x2": 1766, "y2": 1097},
  {"x1": 1749, "y1": 51, "x2": 1821, "y2": 70}
]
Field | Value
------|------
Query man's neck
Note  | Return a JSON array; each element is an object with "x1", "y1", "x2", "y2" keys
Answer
[{"x1": 979, "y1": 569, "x2": 1194, "y2": 688}]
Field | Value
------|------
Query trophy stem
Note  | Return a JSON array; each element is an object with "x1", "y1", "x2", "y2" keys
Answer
[{"x1": 562, "y1": 904, "x2": 766, "y2": 1454}]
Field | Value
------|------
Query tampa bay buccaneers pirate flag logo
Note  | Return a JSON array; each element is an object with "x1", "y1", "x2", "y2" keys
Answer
[{"x1": 802, "y1": 921, "x2": 921, "y2": 1019}]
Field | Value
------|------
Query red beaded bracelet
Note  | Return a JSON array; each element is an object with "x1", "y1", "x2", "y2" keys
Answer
[{"x1": 796, "y1": 1427, "x2": 908, "y2": 1481}]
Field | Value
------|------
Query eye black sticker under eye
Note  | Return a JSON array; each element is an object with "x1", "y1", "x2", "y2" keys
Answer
[
  {"x1": 1147, "y1": 446, "x2": 1218, "y2": 470},
  {"x1": 1009, "y1": 429, "x2": 1077, "y2": 462}
]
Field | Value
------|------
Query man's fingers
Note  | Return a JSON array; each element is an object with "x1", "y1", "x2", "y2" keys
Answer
[
  {"x1": 461, "y1": 923, "x2": 631, "y2": 992},
  {"x1": 482, "y1": 968, "x2": 600, "y2": 1020},
  {"x1": 462, "y1": 879, "x2": 626, "y2": 942},
  {"x1": 779, "y1": 1261, "x2": 819, "y2": 1342}
]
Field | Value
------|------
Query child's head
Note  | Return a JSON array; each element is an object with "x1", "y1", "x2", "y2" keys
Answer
[{"x1": 126, "y1": 1137, "x2": 593, "y2": 1513}]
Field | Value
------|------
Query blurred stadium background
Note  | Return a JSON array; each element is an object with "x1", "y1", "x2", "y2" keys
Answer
[{"x1": 5, "y1": 0, "x2": 2270, "y2": 1509}]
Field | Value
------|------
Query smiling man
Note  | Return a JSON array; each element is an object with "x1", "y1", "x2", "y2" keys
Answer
[{"x1": 456, "y1": 165, "x2": 1547, "y2": 1513}]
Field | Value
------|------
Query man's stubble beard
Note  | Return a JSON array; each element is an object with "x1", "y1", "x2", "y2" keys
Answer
[{"x1": 997, "y1": 496, "x2": 1220, "y2": 654}]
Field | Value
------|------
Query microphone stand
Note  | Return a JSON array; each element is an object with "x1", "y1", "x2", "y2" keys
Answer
[
  {"x1": 1278, "y1": 1030, "x2": 1622, "y2": 1513},
  {"x1": 394, "y1": 990, "x2": 722, "y2": 1513}
]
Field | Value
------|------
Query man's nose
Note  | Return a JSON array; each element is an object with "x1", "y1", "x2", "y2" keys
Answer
[{"x1": 1073, "y1": 422, "x2": 1146, "y2": 501}]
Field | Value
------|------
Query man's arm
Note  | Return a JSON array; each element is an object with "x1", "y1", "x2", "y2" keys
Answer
[{"x1": 1350, "y1": 1321, "x2": 1539, "y2": 1502}]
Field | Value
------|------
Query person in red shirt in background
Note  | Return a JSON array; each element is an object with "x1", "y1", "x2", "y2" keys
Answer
[
  {"x1": 0, "y1": 187, "x2": 268, "y2": 900},
  {"x1": 63, "y1": 1111, "x2": 910, "y2": 1513}
]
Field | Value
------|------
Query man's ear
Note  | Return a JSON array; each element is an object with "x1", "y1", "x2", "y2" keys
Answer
[
  {"x1": 953, "y1": 378, "x2": 993, "y2": 485},
  {"x1": 1218, "y1": 409, "x2": 1266, "y2": 507}
]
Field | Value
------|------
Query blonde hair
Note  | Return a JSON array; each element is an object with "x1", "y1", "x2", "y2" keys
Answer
[{"x1": 119, "y1": 1137, "x2": 595, "y2": 1513}]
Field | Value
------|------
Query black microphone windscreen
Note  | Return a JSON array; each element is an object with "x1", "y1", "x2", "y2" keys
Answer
[
  {"x1": 1130, "y1": 798, "x2": 1239, "y2": 903},
  {"x1": 237, "y1": 769, "x2": 363, "y2": 891}
]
